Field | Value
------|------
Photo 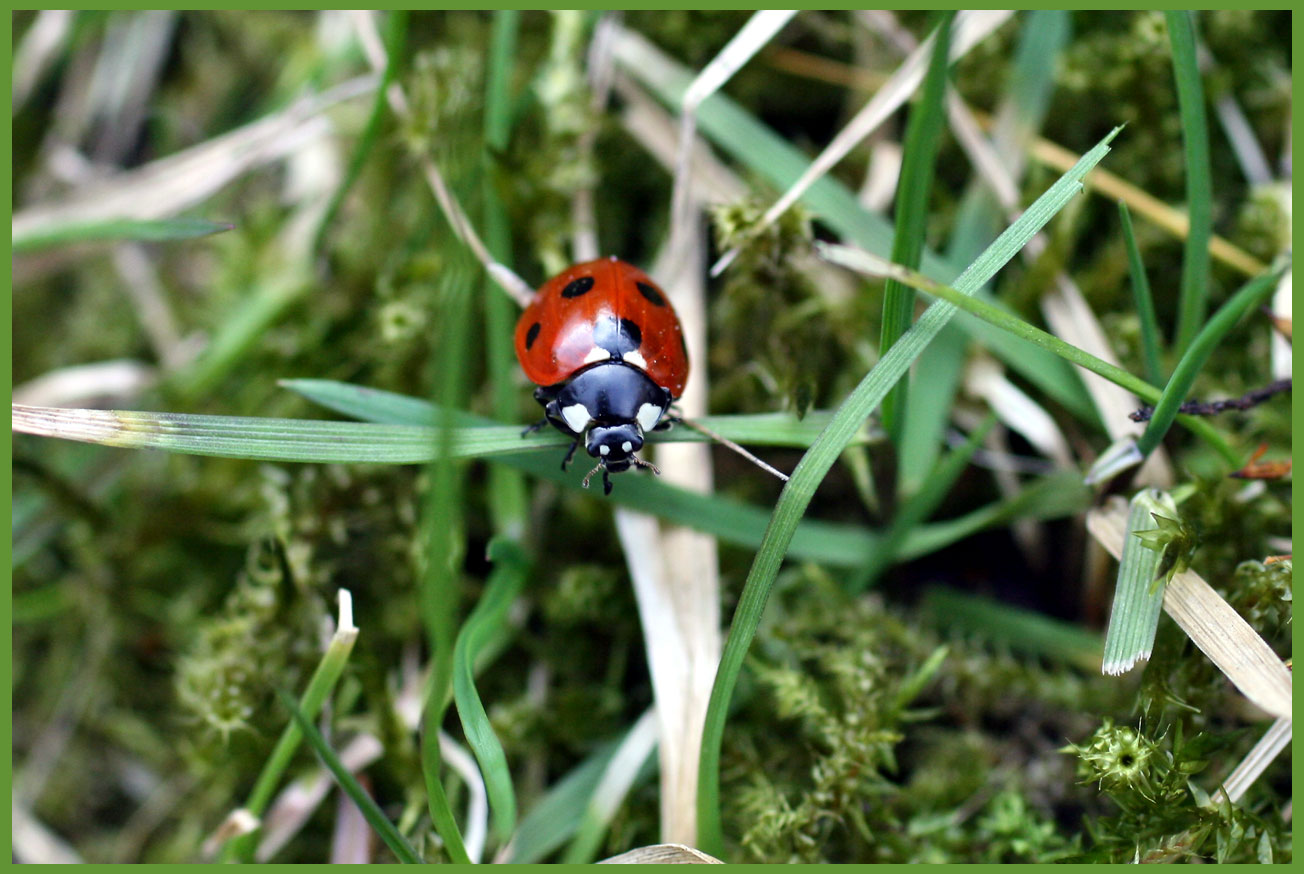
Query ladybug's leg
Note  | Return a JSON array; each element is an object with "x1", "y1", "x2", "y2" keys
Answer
[
  {"x1": 521, "y1": 418, "x2": 549, "y2": 437},
  {"x1": 602, "y1": 468, "x2": 614, "y2": 495},
  {"x1": 560, "y1": 440, "x2": 579, "y2": 471},
  {"x1": 656, "y1": 401, "x2": 683, "y2": 431}
]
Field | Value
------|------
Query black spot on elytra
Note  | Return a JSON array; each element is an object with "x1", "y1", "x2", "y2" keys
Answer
[
  {"x1": 636, "y1": 281, "x2": 666, "y2": 307},
  {"x1": 561, "y1": 276, "x2": 595, "y2": 298},
  {"x1": 592, "y1": 316, "x2": 642, "y2": 357},
  {"x1": 525, "y1": 321, "x2": 541, "y2": 350}
]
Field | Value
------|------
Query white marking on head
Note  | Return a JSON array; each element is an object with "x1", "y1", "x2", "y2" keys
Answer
[
  {"x1": 583, "y1": 347, "x2": 611, "y2": 365},
  {"x1": 561, "y1": 404, "x2": 591, "y2": 434},
  {"x1": 622, "y1": 441, "x2": 633, "y2": 453},
  {"x1": 636, "y1": 402, "x2": 662, "y2": 433},
  {"x1": 599, "y1": 444, "x2": 610, "y2": 456},
  {"x1": 622, "y1": 349, "x2": 647, "y2": 369}
]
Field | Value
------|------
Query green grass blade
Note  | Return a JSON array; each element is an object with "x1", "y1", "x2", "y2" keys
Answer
[
  {"x1": 421, "y1": 731, "x2": 471, "y2": 864},
  {"x1": 504, "y1": 737, "x2": 641, "y2": 863},
  {"x1": 418, "y1": 252, "x2": 476, "y2": 858},
  {"x1": 450, "y1": 539, "x2": 529, "y2": 845},
  {"x1": 312, "y1": 10, "x2": 407, "y2": 257},
  {"x1": 614, "y1": 29, "x2": 1100, "y2": 423},
  {"x1": 897, "y1": 470, "x2": 1089, "y2": 561},
  {"x1": 855, "y1": 414, "x2": 995, "y2": 592},
  {"x1": 1165, "y1": 10, "x2": 1213, "y2": 356},
  {"x1": 481, "y1": 12, "x2": 530, "y2": 538},
  {"x1": 880, "y1": 12, "x2": 954, "y2": 445},
  {"x1": 920, "y1": 587, "x2": 1102, "y2": 670},
  {"x1": 894, "y1": 323, "x2": 967, "y2": 497},
  {"x1": 901, "y1": 10, "x2": 1072, "y2": 489},
  {"x1": 15, "y1": 393, "x2": 1086, "y2": 572},
  {"x1": 175, "y1": 276, "x2": 309, "y2": 403},
  {"x1": 815, "y1": 242, "x2": 1241, "y2": 466},
  {"x1": 1100, "y1": 490, "x2": 1176, "y2": 675},
  {"x1": 561, "y1": 709, "x2": 659, "y2": 863},
  {"x1": 696, "y1": 127, "x2": 1121, "y2": 858},
  {"x1": 275, "y1": 689, "x2": 423, "y2": 864},
  {"x1": 1118, "y1": 201, "x2": 1164, "y2": 386},
  {"x1": 282, "y1": 377, "x2": 878, "y2": 448},
  {"x1": 221, "y1": 593, "x2": 359, "y2": 861},
  {"x1": 1135, "y1": 267, "x2": 1283, "y2": 458},
  {"x1": 12, "y1": 216, "x2": 233, "y2": 252},
  {"x1": 10, "y1": 404, "x2": 536, "y2": 464},
  {"x1": 484, "y1": 11, "x2": 520, "y2": 152}
]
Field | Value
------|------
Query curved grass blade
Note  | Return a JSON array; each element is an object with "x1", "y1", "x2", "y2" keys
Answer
[
  {"x1": 275, "y1": 689, "x2": 422, "y2": 864},
  {"x1": 1165, "y1": 10, "x2": 1213, "y2": 356},
  {"x1": 1135, "y1": 266, "x2": 1284, "y2": 458},
  {"x1": 451, "y1": 539, "x2": 529, "y2": 846},
  {"x1": 696, "y1": 127, "x2": 1122, "y2": 858},
  {"x1": 880, "y1": 12, "x2": 954, "y2": 444},
  {"x1": 12, "y1": 216, "x2": 233, "y2": 253},
  {"x1": 418, "y1": 252, "x2": 476, "y2": 862}
]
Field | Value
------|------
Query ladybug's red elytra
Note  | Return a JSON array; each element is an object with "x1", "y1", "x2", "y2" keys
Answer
[{"x1": 515, "y1": 256, "x2": 689, "y2": 494}]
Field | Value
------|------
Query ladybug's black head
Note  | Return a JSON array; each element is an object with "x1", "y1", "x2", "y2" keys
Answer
[{"x1": 585, "y1": 422, "x2": 643, "y2": 472}]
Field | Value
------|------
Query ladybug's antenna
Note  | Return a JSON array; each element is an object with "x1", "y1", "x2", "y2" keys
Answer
[
  {"x1": 630, "y1": 455, "x2": 661, "y2": 476},
  {"x1": 673, "y1": 417, "x2": 790, "y2": 483}
]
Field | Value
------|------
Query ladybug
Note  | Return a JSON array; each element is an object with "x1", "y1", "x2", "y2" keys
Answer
[{"x1": 515, "y1": 256, "x2": 689, "y2": 494}]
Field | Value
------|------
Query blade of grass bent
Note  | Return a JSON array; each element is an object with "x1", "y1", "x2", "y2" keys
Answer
[
  {"x1": 1165, "y1": 10, "x2": 1213, "y2": 357},
  {"x1": 880, "y1": 11, "x2": 953, "y2": 445},
  {"x1": 275, "y1": 689, "x2": 422, "y2": 863},
  {"x1": 1135, "y1": 267, "x2": 1284, "y2": 458},
  {"x1": 418, "y1": 253, "x2": 476, "y2": 861},
  {"x1": 450, "y1": 539, "x2": 529, "y2": 845},
  {"x1": 696, "y1": 127, "x2": 1121, "y2": 858}
]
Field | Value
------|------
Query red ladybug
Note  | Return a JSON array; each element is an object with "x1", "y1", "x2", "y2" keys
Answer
[{"x1": 515, "y1": 256, "x2": 689, "y2": 494}]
